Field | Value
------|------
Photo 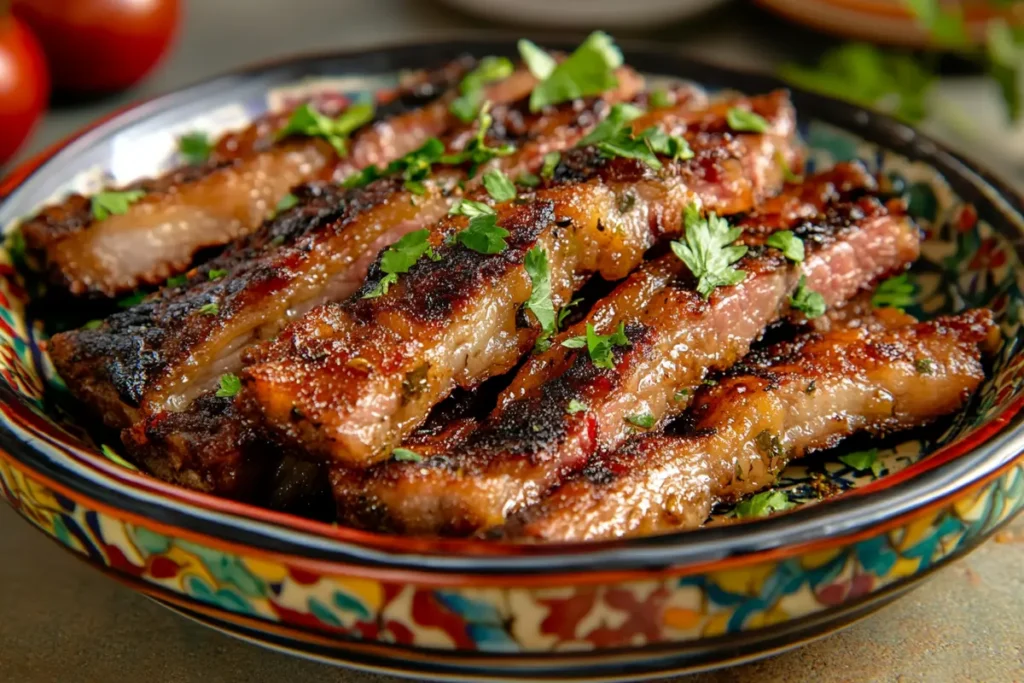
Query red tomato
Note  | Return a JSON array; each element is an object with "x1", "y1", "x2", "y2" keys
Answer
[
  {"x1": 12, "y1": 0, "x2": 181, "y2": 93},
  {"x1": 0, "y1": 15, "x2": 49, "y2": 165}
]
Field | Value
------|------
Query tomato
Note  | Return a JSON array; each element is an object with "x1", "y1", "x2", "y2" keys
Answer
[
  {"x1": 0, "y1": 15, "x2": 49, "y2": 166},
  {"x1": 12, "y1": 0, "x2": 181, "y2": 93}
]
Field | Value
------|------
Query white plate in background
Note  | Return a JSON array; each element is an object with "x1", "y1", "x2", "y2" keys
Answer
[{"x1": 437, "y1": 0, "x2": 730, "y2": 29}]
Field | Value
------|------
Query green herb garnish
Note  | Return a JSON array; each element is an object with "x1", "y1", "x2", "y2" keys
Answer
[
  {"x1": 449, "y1": 199, "x2": 495, "y2": 218},
  {"x1": 482, "y1": 169, "x2": 517, "y2": 202},
  {"x1": 392, "y1": 448, "x2": 424, "y2": 463},
  {"x1": 83, "y1": 319, "x2": 104, "y2": 330},
  {"x1": 566, "y1": 399, "x2": 588, "y2": 415},
  {"x1": 561, "y1": 321, "x2": 630, "y2": 370},
  {"x1": 91, "y1": 190, "x2": 146, "y2": 221},
  {"x1": 277, "y1": 101, "x2": 375, "y2": 156},
  {"x1": 765, "y1": 230, "x2": 805, "y2": 262},
  {"x1": 576, "y1": 102, "x2": 644, "y2": 147},
  {"x1": 166, "y1": 274, "x2": 187, "y2": 288},
  {"x1": 524, "y1": 246, "x2": 556, "y2": 335},
  {"x1": 198, "y1": 302, "x2": 219, "y2": 316},
  {"x1": 726, "y1": 107, "x2": 771, "y2": 133},
  {"x1": 838, "y1": 448, "x2": 884, "y2": 477},
  {"x1": 516, "y1": 172, "x2": 541, "y2": 188},
  {"x1": 274, "y1": 193, "x2": 299, "y2": 216},
  {"x1": 343, "y1": 137, "x2": 446, "y2": 191},
  {"x1": 872, "y1": 273, "x2": 916, "y2": 310},
  {"x1": 216, "y1": 373, "x2": 241, "y2": 398},
  {"x1": 671, "y1": 203, "x2": 748, "y2": 298},
  {"x1": 625, "y1": 412, "x2": 655, "y2": 429},
  {"x1": 456, "y1": 213, "x2": 509, "y2": 254},
  {"x1": 734, "y1": 490, "x2": 795, "y2": 518},
  {"x1": 649, "y1": 88, "x2": 674, "y2": 109},
  {"x1": 540, "y1": 151, "x2": 560, "y2": 179},
  {"x1": 441, "y1": 103, "x2": 516, "y2": 173},
  {"x1": 915, "y1": 358, "x2": 934, "y2": 374},
  {"x1": 450, "y1": 56, "x2": 515, "y2": 123},
  {"x1": 208, "y1": 269, "x2": 228, "y2": 281},
  {"x1": 117, "y1": 291, "x2": 147, "y2": 309},
  {"x1": 789, "y1": 275, "x2": 826, "y2": 319},
  {"x1": 363, "y1": 229, "x2": 438, "y2": 299},
  {"x1": 520, "y1": 32, "x2": 622, "y2": 112},
  {"x1": 178, "y1": 132, "x2": 212, "y2": 165}
]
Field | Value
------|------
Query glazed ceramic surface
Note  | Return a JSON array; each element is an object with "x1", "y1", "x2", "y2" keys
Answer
[{"x1": 1, "y1": 41, "x2": 1023, "y2": 681}]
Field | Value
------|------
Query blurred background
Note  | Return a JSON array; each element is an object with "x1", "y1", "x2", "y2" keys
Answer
[{"x1": 2, "y1": 0, "x2": 1023, "y2": 183}]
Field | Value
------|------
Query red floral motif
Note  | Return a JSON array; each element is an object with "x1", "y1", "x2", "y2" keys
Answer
[
  {"x1": 815, "y1": 573, "x2": 875, "y2": 606},
  {"x1": 539, "y1": 591, "x2": 598, "y2": 641},
  {"x1": 103, "y1": 544, "x2": 146, "y2": 577},
  {"x1": 410, "y1": 591, "x2": 476, "y2": 649},
  {"x1": 969, "y1": 237, "x2": 1007, "y2": 271},
  {"x1": 957, "y1": 205, "x2": 978, "y2": 233},
  {"x1": 286, "y1": 566, "x2": 320, "y2": 585},
  {"x1": 148, "y1": 556, "x2": 181, "y2": 579},
  {"x1": 538, "y1": 586, "x2": 671, "y2": 647}
]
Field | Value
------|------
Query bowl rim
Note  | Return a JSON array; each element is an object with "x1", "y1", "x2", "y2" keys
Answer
[{"x1": 2, "y1": 35, "x2": 1024, "y2": 577}]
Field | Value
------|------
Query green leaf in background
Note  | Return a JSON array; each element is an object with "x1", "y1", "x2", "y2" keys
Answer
[{"x1": 986, "y1": 19, "x2": 1024, "y2": 122}]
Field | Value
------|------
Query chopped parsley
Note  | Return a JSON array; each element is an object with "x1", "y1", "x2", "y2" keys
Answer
[
  {"x1": 649, "y1": 88, "x2": 675, "y2": 109},
  {"x1": 734, "y1": 490, "x2": 795, "y2": 518},
  {"x1": 208, "y1": 269, "x2": 228, "y2": 280},
  {"x1": 566, "y1": 399, "x2": 588, "y2": 415},
  {"x1": 456, "y1": 213, "x2": 509, "y2": 254},
  {"x1": 872, "y1": 273, "x2": 916, "y2": 310},
  {"x1": 166, "y1": 274, "x2": 188, "y2": 287},
  {"x1": 625, "y1": 412, "x2": 655, "y2": 429},
  {"x1": 343, "y1": 137, "x2": 446, "y2": 192},
  {"x1": 520, "y1": 32, "x2": 623, "y2": 112},
  {"x1": 579, "y1": 105, "x2": 693, "y2": 171},
  {"x1": 450, "y1": 56, "x2": 515, "y2": 123},
  {"x1": 789, "y1": 276, "x2": 826, "y2": 318},
  {"x1": 524, "y1": 246, "x2": 556, "y2": 336},
  {"x1": 725, "y1": 107, "x2": 771, "y2": 133},
  {"x1": 561, "y1": 321, "x2": 630, "y2": 370},
  {"x1": 449, "y1": 199, "x2": 495, "y2": 218},
  {"x1": 178, "y1": 131, "x2": 212, "y2": 165},
  {"x1": 540, "y1": 151, "x2": 560, "y2": 179},
  {"x1": 557, "y1": 298, "x2": 582, "y2": 328},
  {"x1": 274, "y1": 193, "x2": 299, "y2": 216},
  {"x1": 82, "y1": 319, "x2": 104, "y2": 330},
  {"x1": 915, "y1": 358, "x2": 934, "y2": 375},
  {"x1": 392, "y1": 448, "x2": 424, "y2": 463},
  {"x1": 198, "y1": 302, "x2": 220, "y2": 316},
  {"x1": 277, "y1": 101, "x2": 375, "y2": 156},
  {"x1": 777, "y1": 151, "x2": 803, "y2": 183},
  {"x1": 516, "y1": 171, "x2": 541, "y2": 188},
  {"x1": 362, "y1": 229, "x2": 438, "y2": 299},
  {"x1": 671, "y1": 203, "x2": 748, "y2": 298},
  {"x1": 216, "y1": 373, "x2": 242, "y2": 398},
  {"x1": 838, "y1": 448, "x2": 884, "y2": 477},
  {"x1": 482, "y1": 169, "x2": 517, "y2": 202},
  {"x1": 117, "y1": 291, "x2": 147, "y2": 309},
  {"x1": 576, "y1": 102, "x2": 644, "y2": 147},
  {"x1": 765, "y1": 230, "x2": 805, "y2": 262},
  {"x1": 440, "y1": 103, "x2": 515, "y2": 173},
  {"x1": 91, "y1": 190, "x2": 146, "y2": 221},
  {"x1": 673, "y1": 389, "x2": 689, "y2": 402}
]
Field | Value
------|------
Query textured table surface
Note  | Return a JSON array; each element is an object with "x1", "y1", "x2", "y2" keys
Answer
[{"x1": 2, "y1": 1, "x2": 1023, "y2": 681}]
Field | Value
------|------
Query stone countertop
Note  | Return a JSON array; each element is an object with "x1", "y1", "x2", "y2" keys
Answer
[{"x1": 2, "y1": 1, "x2": 1023, "y2": 681}]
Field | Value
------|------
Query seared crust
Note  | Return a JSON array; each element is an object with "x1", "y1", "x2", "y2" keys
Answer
[
  {"x1": 241, "y1": 91, "x2": 802, "y2": 469},
  {"x1": 329, "y1": 186, "x2": 920, "y2": 535},
  {"x1": 508, "y1": 309, "x2": 997, "y2": 541}
]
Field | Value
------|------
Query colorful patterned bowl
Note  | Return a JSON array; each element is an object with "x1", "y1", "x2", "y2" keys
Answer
[{"x1": 1, "y1": 40, "x2": 1023, "y2": 682}]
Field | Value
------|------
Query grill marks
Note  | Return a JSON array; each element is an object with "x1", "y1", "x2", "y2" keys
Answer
[
  {"x1": 20, "y1": 58, "x2": 524, "y2": 297},
  {"x1": 50, "y1": 80, "x2": 649, "y2": 434},
  {"x1": 329, "y1": 182, "x2": 919, "y2": 535},
  {"x1": 239, "y1": 91, "x2": 801, "y2": 469},
  {"x1": 507, "y1": 309, "x2": 998, "y2": 541}
]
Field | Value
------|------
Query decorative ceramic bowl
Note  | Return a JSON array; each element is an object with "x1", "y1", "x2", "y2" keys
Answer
[
  {"x1": 1, "y1": 40, "x2": 1023, "y2": 682},
  {"x1": 757, "y1": 0, "x2": 1023, "y2": 46}
]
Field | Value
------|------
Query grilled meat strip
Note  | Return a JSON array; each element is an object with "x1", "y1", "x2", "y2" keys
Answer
[
  {"x1": 508, "y1": 309, "x2": 998, "y2": 541},
  {"x1": 20, "y1": 59, "x2": 536, "y2": 297},
  {"x1": 51, "y1": 83, "x2": 654, "y2": 433},
  {"x1": 241, "y1": 91, "x2": 802, "y2": 469},
  {"x1": 330, "y1": 190, "x2": 920, "y2": 535}
]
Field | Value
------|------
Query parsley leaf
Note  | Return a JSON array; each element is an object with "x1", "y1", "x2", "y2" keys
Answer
[
  {"x1": 273, "y1": 193, "x2": 299, "y2": 217},
  {"x1": 440, "y1": 103, "x2": 516, "y2": 173},
  {"x1": 456, "y1": 213, "x2": 509, "y2": 254},
  {"x1": 524, "y1": 246, "x2": 556, "y2": 334},
  {"x1": 178, "y1": 132, "x2": 212, "y2": 165},
  {"x1": 208, "y1": 269, "x2": 228, "y2": 280},
  {"x1": 580, "y1": 108, "x2": 693, "y2": 171},
  {"x1": 522, "y1": 31, "x2": 623, "y2": 112},
  {"x1": 872, "y1": 273, "x2": 916, "y2": 310},
  {"x1": 344, "y1": 137, "x2": 447, "y2": 191},
  {"x1": 117, "y1": 291, "x2": 146, "y2": 308},
  {"x1": 670, "y1": 204, "x2": 748, "y2": 298},
  {"x1": 82, "y1": 319, "x2": 104, "y2": 330},
  {"x1": 540, "y1": 151, "x2": 560, "y2": 179},
  {"x1": 516, "y1": 172, "x2": 541, "y2": 188},
  {"x1": 566, "y1": 399, "x2": 588, "y2": 414},
  {"x1": 765, "y1": 230, "x2": 805, "y2": 262},
  {"x1": 216, "y1": 373, "x2": 242, "y2": 398},
  {"x1": 561, "y1": 322, "x2": 630, "y2": 370},
  {"x1": 482, "y1": 169, "x2": 517, "y2": 202},
  {"x1": 625, "y1": 412, "x2": 655, "y2": 429},
  {"x1": 198, "y1": 302, "x2": 220, "y2": 316},
  {"x1": 915, "y1": 358, "x2": 934, "y2": 374},
  {"x1": 839, "y1": 448, "x2": 884, "y2": 477},
  {"x1": 576, "y1": 102, "x2": 644, "y2": 147},
  {"x1": 789, "y1": 275, "x2": 826, "y2": 318},
  {"x1": 726, "y1": 107, "x2": 771, "y2": 133},
  {"x1": 649, "y1": 88, "x2": 674, "y2": 109},
  {"x1": 450, "y1": 56, "x2": 515, "y2": 123},
  {"x1": 449, "y1": 199, "x2": 495, "y2": 218},
  {"x1": 91, "y1": 190, "x2": 146, "y2": 221},
  {"x1": 392, "y1": 448, "x2": 424, "y2": 462},
  {"x1": 734, "y1": 490, "x2": 795, "y2": 518},
  {"x1": 363, "y1": 229, "x2": 437, "y2": 298},
  {"x1": 557, "y1": 298, "x2": 582, "y2": 329},
  {"x1": 277, "y1": 101, "x2": 375, "y2": 156},
  {"x1": 166, "y1": 274, "x2": 188, "y2": 288}
]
